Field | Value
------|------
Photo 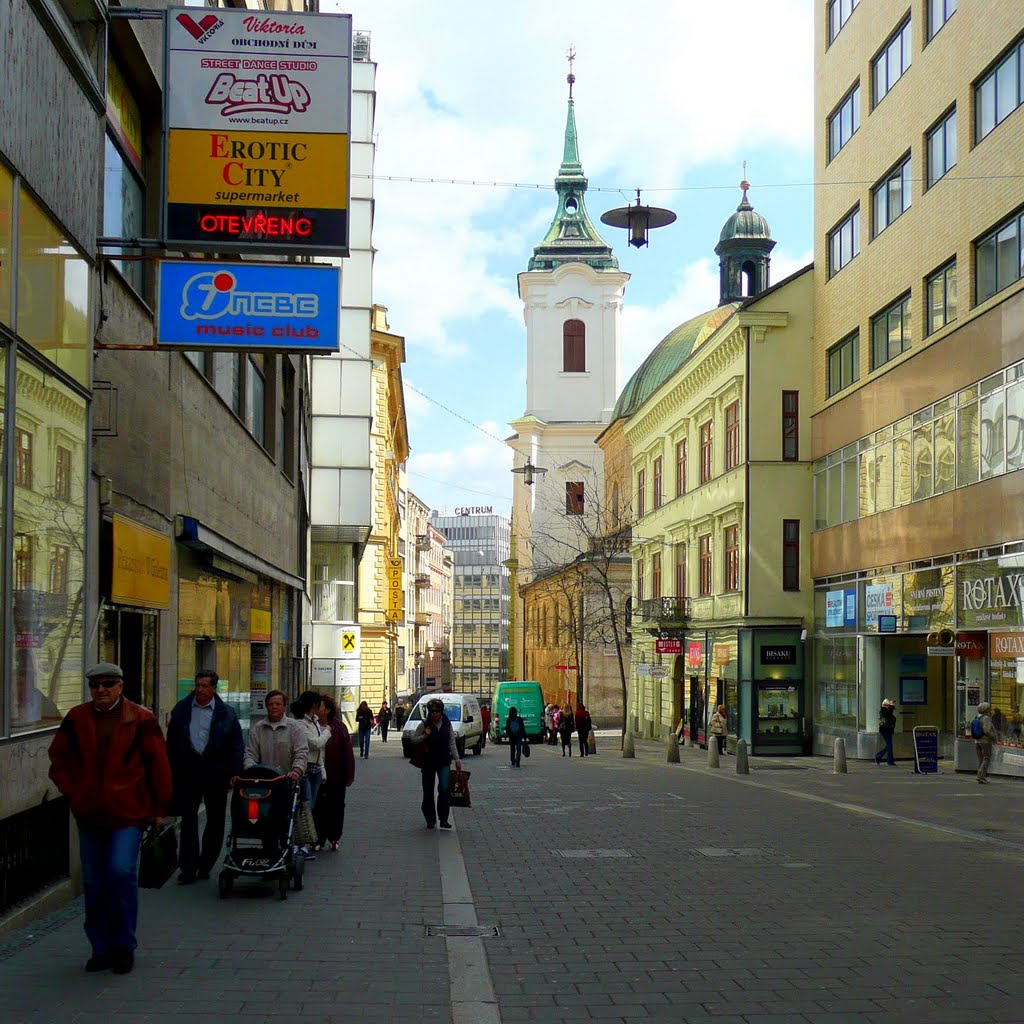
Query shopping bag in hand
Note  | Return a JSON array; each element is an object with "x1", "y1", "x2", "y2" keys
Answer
[
  {"x1": 138, "y1": 823, "x2": 178, "y2": 889},
  {"x1": 522, "y1": 741, "x2": 531, "y2": 758},
  {"x1": 448, "y1": 768, "x2": 471, "y2": 808}
]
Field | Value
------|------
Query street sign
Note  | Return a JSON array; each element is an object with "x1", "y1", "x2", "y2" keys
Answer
[
  {"x1": 156, "y1": 261, "x2": 340, "y2": 352},
  {"x1": 553, "y1": 664, "x2": 578, "y2": 671},
  {"x1": 655, "y1": 639, "x2": 682, "y2": 655},
  {"x1": 635, "y1": 663, "x2": 651, "y2": 677},
  {"x1": 163, "y1": 6, "x2": 352, "y2": 254},
  {"x1": 650, "y1": 666, "x2": 668, "y2": 679},
  {"x1": 912, "y1": 725, "x2": 939, "y2": 775}
]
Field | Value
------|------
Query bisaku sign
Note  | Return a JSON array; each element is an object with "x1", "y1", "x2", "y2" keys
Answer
[{"x1": 163, "y1": 6, "x2": 351, "y2": 254}]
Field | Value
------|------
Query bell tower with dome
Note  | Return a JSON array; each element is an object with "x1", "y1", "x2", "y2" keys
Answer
[{"x1": 715, "y1": 180, "x2": 776, "y2": 304}]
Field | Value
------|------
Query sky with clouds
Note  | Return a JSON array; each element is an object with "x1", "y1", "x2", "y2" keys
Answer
[{"x1": 327, "y1": 0, "x2": 816, "y2": 516}]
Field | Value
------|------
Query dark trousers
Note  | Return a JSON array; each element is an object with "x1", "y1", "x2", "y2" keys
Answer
[
  {"x1": 380, "y1": 723, "x2": 389, "y2": 742},
  {"x1": 560, "y1": 731, "x2": 572, "y2": 755},
  {"x1": 314, "y1": 778, "x2": 347, "y2": 844},
  {"x1": 509, "y1": 737, "x2": 523, "y2": 766},
  {"x1": 578, "y1": 729, "x2": 590, "y2": 756},
  {"x1": 421, "y1": 765, "x2": 451, "y2": 825},
  {"x1": 715, "y1": 735, "x2": 726, "y2": 753},
  {"x1": 875, "y1": 732, "x2": 895, "y2": 765},
  {"x1": 177, "y1": 773, "x2": 228, "y2": 879}
]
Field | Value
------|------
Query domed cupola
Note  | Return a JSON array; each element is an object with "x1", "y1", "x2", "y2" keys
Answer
[{"x1": 714, "y1": 179, "x2": 776, "y2": 304}]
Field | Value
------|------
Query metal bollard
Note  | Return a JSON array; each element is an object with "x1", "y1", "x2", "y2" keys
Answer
[
  {"x1": 707, "y1": 737, "x2": 720, "y2": 768},
  {"x1": 735, "y1": 738, "x2": 750, "y2": 775},
  {"x1": 833, "y1": 736, "x2": 848, "y2": 774},
  {"x1": 667, "y1": 733, "x2": 680, "y2": 763},
  {"x1": 622, "y1": 731, "x2": 636, "y2": 758}
]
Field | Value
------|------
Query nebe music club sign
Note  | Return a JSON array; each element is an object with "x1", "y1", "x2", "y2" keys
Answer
[{"x1": 162, "y1": 6, "x2": 352, "y2": 254}]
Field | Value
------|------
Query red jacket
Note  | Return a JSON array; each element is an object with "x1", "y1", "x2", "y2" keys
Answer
[
  {"x1": 324, "y1": 720, "x2": 356, "y2": 787},
  {"x1": 49, "y1": 699, "x2": 173, "y2": 828}
]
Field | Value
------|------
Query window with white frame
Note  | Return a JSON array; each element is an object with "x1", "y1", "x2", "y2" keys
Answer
[
  {"x1": 975, "y1": 38, "x2": 1024, "y2": 143},
  {"x1": 873, "y1": 18, "x2": 912, "y2": 107},
  {"x1": 828, "y1": 84, "x2": 860, "y2": 160},
  {"x1": 872, "y1": 155, "x2": 912, "y2": 237}
]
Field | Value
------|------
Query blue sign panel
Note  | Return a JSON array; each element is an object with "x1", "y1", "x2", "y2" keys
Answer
[
  {"x1": 878, "y1": 614, "x2": 897, "y2": 634},
  {"x1": 157, "y1": 261, "x2": 340, "y2": 352},
  {"x1": 912, "y1": 725, "x2": 939, "y2": 775}
]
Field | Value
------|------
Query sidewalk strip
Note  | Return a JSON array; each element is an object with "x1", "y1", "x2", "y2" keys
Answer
[{"x1": 438, "y1": 824, "x2": 501, "y2": 1024}]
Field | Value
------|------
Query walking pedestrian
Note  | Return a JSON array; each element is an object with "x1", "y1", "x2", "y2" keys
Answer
[
  {"x1": 394, "y1": 702, "x2": 407, "y2": 731},
  {"x1": 480, "y1": 703, "x2": 492, "y2": 744},
  {"x1": 544, "y1": 703, "x2": 557, "y2": 744},
  {"x1": 575, "y1": 703, "x2": 593, "y2": 756},
  {"x1": 166, "y1": 670, "x2": 243, "y2": 885},
  {"x1": 505, "y1": 706, "x2": 527, "y2": 767},
  {"x1": 973, "y1": 701, "x2": 998, "y2": 784},
  {"x1": 874, "y1": 697, "x2": 897, "y2": 766},
  {"x1": 378, "y1": 701, "x2": 393, "y2": 743},
  {"x1": 355, "y1": 700, "x2": 374, "y2": 758},
  {"x1": 48, "y1": 663, "x2": 173, "y2": 975},
  {"x1": 709, "y1": 704, "x2": 727, "y2": 754},
  {"x1": 292, "y1": 691, "x2": 329, "y2": 855},
  {"x1": 314, "y1": 696, "x2": 356, "y2": 850},
  {"x1": 411, "y1": 698, "x2": 462, "y2": 829},
  {"x1": 243, "y1": 690, "x2": 308, "y2": 779},
  {"x1": 558, "y1": 704, "x2": 575, "y2": 757}
]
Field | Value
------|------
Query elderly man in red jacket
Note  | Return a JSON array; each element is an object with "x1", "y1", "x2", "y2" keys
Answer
[{"x1": 48, "y1": 662, "x2": 172, "y2": 976}]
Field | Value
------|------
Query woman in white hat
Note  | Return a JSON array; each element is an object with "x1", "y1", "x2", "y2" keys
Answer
[{"x1": 874, "y1": 698, "x2": 897, "y2": 765}]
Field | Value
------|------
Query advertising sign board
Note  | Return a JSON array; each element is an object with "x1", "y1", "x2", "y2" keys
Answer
[
  {"x1": 156, "y1": 261, "x2": 340, "y2": 351},
  {"x1": 655, "y1": 639, "x2": 682, "y2": 655},
  {"x1": 163, "y1": 6, "x2": 352, "y2": 254},
  {"x1": 386, "y1": 557, "x2": 403, "y2": 621},
  {"x1": 111, "y1": 514, "x2": 171, "y2": 609},
  {"x1": 912, "y1": 725, "x2": 939, "y2": 775}
]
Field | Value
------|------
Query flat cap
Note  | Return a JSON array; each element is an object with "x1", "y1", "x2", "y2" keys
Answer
[{"x1": 85, "y1": 662, "x2": 123, "y2": 680}]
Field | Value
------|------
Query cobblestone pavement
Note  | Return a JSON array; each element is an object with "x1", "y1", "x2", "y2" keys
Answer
[{"x1": 3, "y1": 730, "x2": 1024, "y2": 1024}]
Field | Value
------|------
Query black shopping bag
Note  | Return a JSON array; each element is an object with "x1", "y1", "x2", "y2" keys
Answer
[
  {"x1": 138, "y1": 824, "x2": 178, "y2": 889},
  {"x1": 448, "y1": 768, "x2": 471, "y2": 808},
  {"x1": 522, "y1": 741, "x2": 531, "y2": 758}
]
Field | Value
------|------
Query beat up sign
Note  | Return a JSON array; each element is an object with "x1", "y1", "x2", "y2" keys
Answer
[{"x1": 163, "y1": 6, "x2": 352, "y2": 255}]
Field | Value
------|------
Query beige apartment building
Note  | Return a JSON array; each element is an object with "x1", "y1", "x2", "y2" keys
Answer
[{"x1": 811, "y1": 1, "x2": 1024, "y2": 771}]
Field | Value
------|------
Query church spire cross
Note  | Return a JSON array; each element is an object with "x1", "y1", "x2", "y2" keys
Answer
[{"x1": 566, "y1": 46, "x2": 576, "y2": 99}]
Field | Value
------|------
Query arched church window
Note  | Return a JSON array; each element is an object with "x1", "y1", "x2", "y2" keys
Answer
[
  {"x1": 741, "y1": 260, "x2": 757, "y2": 297},
  {"x1": 563, "y1": 319, "x2": 586, "y2": 372}
]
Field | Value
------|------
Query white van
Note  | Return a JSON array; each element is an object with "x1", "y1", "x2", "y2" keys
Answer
[{"x1": 401, "y1": 693, "x2": 485, "y2": 758}]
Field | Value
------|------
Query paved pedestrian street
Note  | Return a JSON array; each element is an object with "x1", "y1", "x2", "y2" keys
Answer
[{"x1": 3, "y1": 734, "x2": 1024, "y2": 1024}]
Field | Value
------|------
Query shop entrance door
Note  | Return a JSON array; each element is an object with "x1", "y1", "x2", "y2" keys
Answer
[
  {"x1": 99, "y1": 608, "x2": 158, "y2": 710},
  {"x1": 689, "y1": 675, "x2": 704, "y2": 746}
]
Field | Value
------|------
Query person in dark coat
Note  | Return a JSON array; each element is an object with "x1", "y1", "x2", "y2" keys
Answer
[
  {"x1": 378, "y1": 701, "x2": 393, "y2": 742},
  {"x1": 166, "y1": 670, "x2": 243, "y2": 884},
  {"x1": 575, "y1": 703, "x2": 593, "y2": 757},
  {"x1": 874, "y1": 697, "x2": 897, "y2": 765},
  {"x1": 505, "y1": 706, "x2": 527, "y2": 767},
  {"x1": 411, "y1": 698, "x2": 462, "y2": 828},
  {"x1": 355, "y1": 700, "x2": 374, "y2": 758},
  {"x1": 314, "y1": 696, "x2": 356, "y2": 850},
  {"x1": 558, "y1": 703, "x2": 575, "y2": 757}
]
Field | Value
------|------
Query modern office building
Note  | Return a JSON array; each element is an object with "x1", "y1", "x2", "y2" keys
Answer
[
  {"x1": 811, "y1": 2, "x2": 1024, "y2": 770},
  {"x1": 430, "y1": 511, "x2": 511, "y2": 696}
]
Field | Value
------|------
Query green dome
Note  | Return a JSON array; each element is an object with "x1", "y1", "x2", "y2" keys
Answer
[
  {"x1": 719, "y1": 192, "x2": 771, "y2": 244},
  {"x1": 612, "y1": 303, "x2": 740, "y2": 421}
]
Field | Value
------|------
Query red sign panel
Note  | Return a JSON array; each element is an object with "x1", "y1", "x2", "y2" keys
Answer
[
  {"x1": 955, "y1": 632, "x2": 986, "y2": 659},
  {"x1": 656, "y1": 639, "x2": 682, "y2": 655},
  {"x1": 687, "y1": 641, "x2": 703, "y2": 667}
]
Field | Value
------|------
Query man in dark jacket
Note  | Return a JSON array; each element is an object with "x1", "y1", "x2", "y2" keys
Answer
[
  {"x1": 49, "y1": 662, "x2": 173, "y2": 975},
  {"x1": 166, "y1": 670, "x2": 243, "y2": 884}
]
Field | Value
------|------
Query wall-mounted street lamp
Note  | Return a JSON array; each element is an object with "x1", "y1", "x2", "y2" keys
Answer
[
  {"x1": 601, "y1": 189, "x2": 676, "y2": 249},
  {"x1": 511, "y1": 458, "x2": 547, "y2": 487}
]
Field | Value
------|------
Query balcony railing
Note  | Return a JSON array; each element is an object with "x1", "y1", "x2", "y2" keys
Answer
[
  {"x1": 414, "y1": 573, "x2": 430, "y2": 588},
  {"x1": 637, "y1": 597, "x2": 691, "y2": 631},
  {"x1": 415, "y1": 534, "x2": 430, "y2": 550}
]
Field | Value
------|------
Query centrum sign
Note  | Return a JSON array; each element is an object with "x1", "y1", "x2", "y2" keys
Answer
[
  {"x1": 156, "y1": 261, "x2": 340, "y2": 352},
  {"x1": 163, "y1": 6, "x2": 351, "y2": 254}
]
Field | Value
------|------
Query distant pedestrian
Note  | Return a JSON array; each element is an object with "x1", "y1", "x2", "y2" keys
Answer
[
  {"x1": 505, "y1": 706, "x2": 527, "y2": 767},
  {"x1": 166, "y1": 670, "x2": 243, "y2": 885},
  {"x1": 558, "y1": 704, "x2": 575, "y2": 757},
  {"x1": 314, "y1": 696, "x2": 356, "y2": 851},
  {"x1": 709, "y1": 705, "x2": 727, "y2": 754},
  {"x1": 48, "y1": 663, "x2": 173, "y2": 976},
  {"x1": 545, "y1": 703, "x2": 558, "y2": 744},
  {"x1": 355, "y1": 700, "x2": 374, "y2": 758},
  {"x1": 874, "y1": 698, "x2": 897, "y2": 766},
  {"x1": 411, "y1": 698, "x2": 462, "y2": 828},
  {"x1": 575, "y1": 703, "x2": 592, "y2": 756},
  {"x1": 378, "y1": 702, "x2": 393, "y2": 743},
  {"x1": 973, "y1": 701, "x2": 998, "y2": 784},
  {"x1": 480, "y1": 703, "x2": 492, "y2": 743}
]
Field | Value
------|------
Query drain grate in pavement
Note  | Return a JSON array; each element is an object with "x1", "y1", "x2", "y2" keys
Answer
[
  {"x1": 696, "y1": 847, "x2": 771, "y2": 858},
  {"x1": 555, "y1": 848, "x2": 632, "y2": 859},
  {"x1": 425, "y1": 925, "x2": 500, "y2": 937}
]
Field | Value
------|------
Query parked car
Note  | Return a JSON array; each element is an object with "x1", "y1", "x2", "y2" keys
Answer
[{"x1": 401, "y1": 693, "x2": 485, "y2": 758}]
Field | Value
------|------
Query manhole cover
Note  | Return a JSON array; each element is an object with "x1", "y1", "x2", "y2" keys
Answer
[
  {"x1": 425, "y1": 925, "x2": 499, "y2": 937},
  {"x1": 555, "y1": 848, "x2": 632, "y2": 859},
  {"x1": 696, "y1": 847, "x2": 770, "y2": 858}
]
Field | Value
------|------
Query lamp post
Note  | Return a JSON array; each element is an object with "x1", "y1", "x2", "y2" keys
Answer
[
  {"x1": 511, "y1": 458, "x2": 547, "y2": 487},
  {"x1": 600, "y1": 189, "x2": 677, "y2": 248}
]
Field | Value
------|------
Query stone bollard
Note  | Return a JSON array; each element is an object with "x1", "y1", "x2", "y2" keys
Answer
[
  {"x1": 622, "y1": 731, "x2": 635, "y2": 758},
  {"x1": 667, "y1": 733, "x2": 680, "y2": 763},
  {"x1": 735, "y1": 738, "x2": 750, "y2": 775},
  {"x1": 588, "y1": 731, "x2": 597, "y2": 756},
  {"x1": 707, "y1": 737, "x2": 720, "y2": 768},
  {"x1": 833, "y1": 736, "x2": 848, "y2": 774}
]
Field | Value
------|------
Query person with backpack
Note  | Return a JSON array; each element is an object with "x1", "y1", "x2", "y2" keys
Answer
[
  {"x1": 505, "y1": 706, "x2": 527, "y2": 767},
  {"x1": 558, "y1": 703, "x2": 575, "y2": 757},
  {"x1": 874, "y1": 698, "x2": 897, "y2": 766},
  {"x1": 972, "y1": 701, "x2": 998, "y2": 783}
]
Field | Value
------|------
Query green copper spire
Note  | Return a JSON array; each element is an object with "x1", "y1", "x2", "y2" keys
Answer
[{"x1": 528, "y1": 64, "x2": 617, "y2": 272}]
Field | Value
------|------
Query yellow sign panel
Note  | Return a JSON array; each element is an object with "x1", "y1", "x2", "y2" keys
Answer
[
  {"x1": 386, "y1": 557, "x2": 403, "y2": 620},
  {"x1": 166, "y1": 128, "x2": 349, "y2": 210},
  {"x1": 341, "y1": 630, "x2": 359, "y2": 655},
  {"x1": 106, "y1": 57, "x2": 143, "y2": 174},
  {"x1": 111, "y1": 514, "x2": 171, "y2": 609},
  {"x1": 250, "y1": 608, "x2": 272, "y2": 642}
]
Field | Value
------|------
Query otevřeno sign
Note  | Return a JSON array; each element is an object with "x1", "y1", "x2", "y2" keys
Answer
[
  {"x1": 163, "y1": 6, "x2": 351, "y2": 254},
  {"x1": 156, "y1": 260, "x2": 340, "y2": 351}
]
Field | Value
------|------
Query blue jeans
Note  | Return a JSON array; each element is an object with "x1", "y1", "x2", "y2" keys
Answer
[
  {"x1": 421, "y1": 765, "x2": 451, "y2": 825},
  {"x1": 78, "y1": 825, "x2": 144, "y2": 955},
  {"x1": 303, "y1": 766, "x2": 323, "y2": 809},
  {"x1": 875, "y1": 732, "x2": 895, "y2": 765},
  {"x1": 358, "y1": 727, "x2": 371, "y2": 757}
]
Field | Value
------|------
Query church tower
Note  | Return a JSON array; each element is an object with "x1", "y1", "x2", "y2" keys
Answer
[
  {"x1": 509, "y1": 63, "x2": 629, "y2": 582},
  {"x1": 715, "y1": 180, "x2": 776, "y2": 304}
]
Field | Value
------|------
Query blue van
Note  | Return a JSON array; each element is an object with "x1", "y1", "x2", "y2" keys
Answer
[{"x1": 490, "y1": 681, "x2": 545, "y2": 743}]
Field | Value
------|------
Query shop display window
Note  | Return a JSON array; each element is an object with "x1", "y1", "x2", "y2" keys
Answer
[
  {"x1": 757, "y1": 685, "x2": 801, "y2": 737},
  {"x1": 987, "y1": 660, "x2": 1024, "y2": 747},
  {"x1": 815, "y1": 635, "x2": 858, "y2": 729}
]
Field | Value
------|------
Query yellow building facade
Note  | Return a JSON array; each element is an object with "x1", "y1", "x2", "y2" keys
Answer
[{"x1": 810, "y1": 3, "x2": 1024, "y2": 769}]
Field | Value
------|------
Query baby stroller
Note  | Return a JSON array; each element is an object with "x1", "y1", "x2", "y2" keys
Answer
[{"x1": 218, "y1": 765, "x2": 303, "y2": 900}]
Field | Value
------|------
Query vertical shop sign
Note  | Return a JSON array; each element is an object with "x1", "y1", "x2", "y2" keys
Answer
[{"x1": 386, "y1": 557, "x2": 403, "y2": 621}]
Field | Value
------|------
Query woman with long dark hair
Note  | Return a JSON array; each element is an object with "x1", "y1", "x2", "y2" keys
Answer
[{"x1": 313, "y1": 696, "x2": 356, "y2": 851}]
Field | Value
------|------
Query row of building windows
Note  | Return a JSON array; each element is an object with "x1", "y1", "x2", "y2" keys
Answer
[
  {"x1": 814, "y1": 360, "x2": 1024, "y2": 529},
  {"x1": 636, "y1": 521, "x2": 801, "y2": 600}
]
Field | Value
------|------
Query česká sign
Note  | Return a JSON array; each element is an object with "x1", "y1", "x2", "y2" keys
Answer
[
  {"x1": 156, "y1": 261, "x2": 340, "y2": 352},
  {"x1": 163, "y1": 6, "x2": 352, "y2": 254}
]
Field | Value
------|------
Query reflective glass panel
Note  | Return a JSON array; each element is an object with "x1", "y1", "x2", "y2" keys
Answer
[
  {"x1": 957, "y1": 401, "x2": 980, "y2": 487},
  {"x1": 0, "y1": 163, "x2": 11, "y2": 327},
  {"x1": 981, "y1": 390, "x2": 1005, "y2": 479},
  {"x1": 1007, "y1": 381, "x2": 1024, "y2": 472}
]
